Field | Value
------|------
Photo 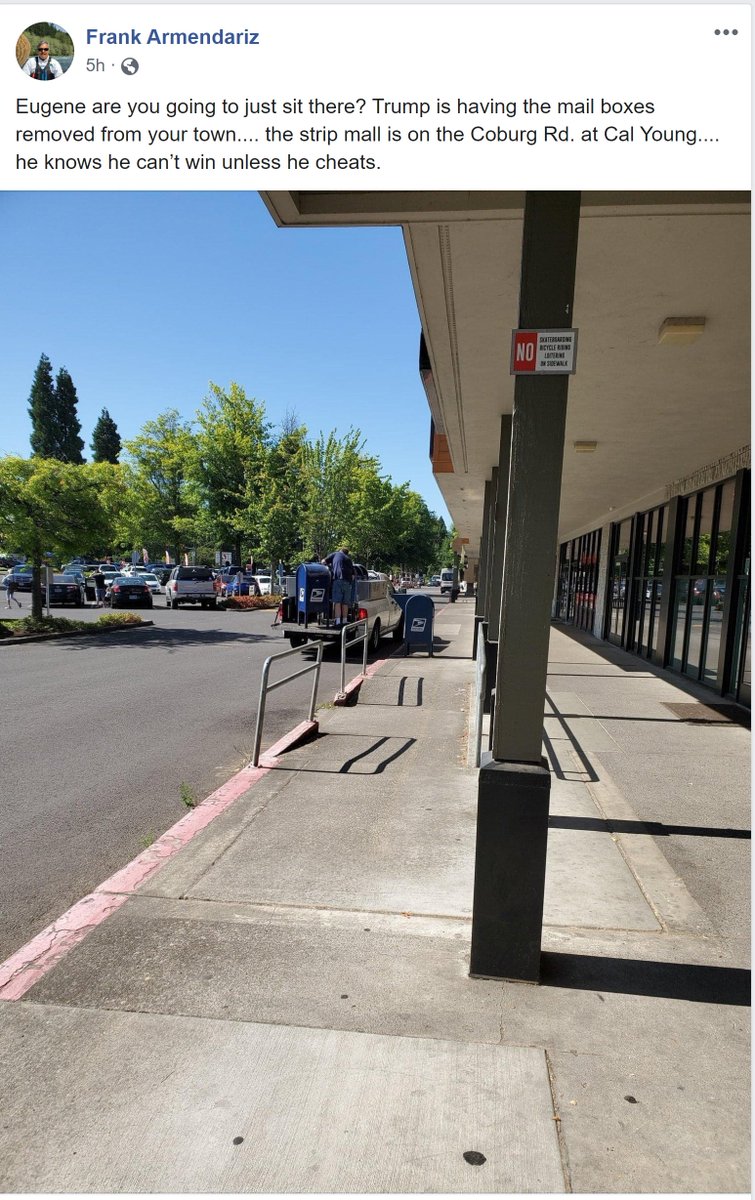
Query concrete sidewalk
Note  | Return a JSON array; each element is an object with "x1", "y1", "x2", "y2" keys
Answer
[{"x1": 0, "y1": 598, "x2": 749, "y2": 1193}]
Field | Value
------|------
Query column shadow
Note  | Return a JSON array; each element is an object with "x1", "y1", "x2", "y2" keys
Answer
[{"x1": 540, "y1": 951, "x2": 750, "y2": 1006}]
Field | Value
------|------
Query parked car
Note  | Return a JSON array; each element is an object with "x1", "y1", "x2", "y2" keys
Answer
[
  {"x1": 692, "y1": 578, "x2": 727, "y2": 607},
  {"x1": 139, "y1": 572, "x2": 163, "y2": 595},
  {"x1": 221, "y1": 572, "x2": 260, "y2": 598},
  {"x1": 253, "y1": 574, "x2": 272, "y2": 596},
  {"x1": 49, "y1": 574, "x2": 86, "y2": 606},
  {"x1": 165, "y1": 565, "x2": 219, "y2": 609},
  {"x1": 106, "y1": 575, "x2": 153, "y2": 609},
  {"x1": 278, "y1": 563, "x2": 404, "y2": 652},
  {"x1": 428, "y1": 575, "x2": 441, "y2": 587}
]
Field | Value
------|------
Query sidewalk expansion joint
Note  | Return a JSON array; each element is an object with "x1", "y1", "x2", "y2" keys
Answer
[
  {"x1": 544, "y1": 1048, "x2": 574, "y2": 1193},
  {"x1": 141, "y1": 895, "x2": 475, "y2": 923}
]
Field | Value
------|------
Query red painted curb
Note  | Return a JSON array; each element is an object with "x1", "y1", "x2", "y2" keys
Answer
[
  {"x1": 0, "y1": 720, "x2": 319, "y2": 1002},
  {"x1": 333, "y1": 656, "x2": 388, "y2": 704}
]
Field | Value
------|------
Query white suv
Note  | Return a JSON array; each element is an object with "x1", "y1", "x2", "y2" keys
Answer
[{"x1": 165, "y1": 566, "x2": 219, "y2": 610}]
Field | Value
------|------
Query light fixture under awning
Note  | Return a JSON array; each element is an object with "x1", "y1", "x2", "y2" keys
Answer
[{"x1": 658, "y1": 317, "x2": 706, "y2": 344}]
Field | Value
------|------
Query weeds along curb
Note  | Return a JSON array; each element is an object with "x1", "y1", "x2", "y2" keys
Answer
[{"x1": 0, "y1": 620, "x2": 155, "y2": 646}]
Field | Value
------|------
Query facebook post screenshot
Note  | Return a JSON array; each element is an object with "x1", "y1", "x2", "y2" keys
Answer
[{"x1": 0, "y1": 3, "x2": 750, "y2": 1197}]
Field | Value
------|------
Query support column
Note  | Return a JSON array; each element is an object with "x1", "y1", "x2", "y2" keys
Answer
[
  {"x1": 470, "y1": 192, "x2": 580, "y2": 982},
  {"x1": 487, "y1": 417, "x2": 513, "y2": 645},
  {"x1": 481, "y1": 467, "x2": 498, "y2": 713},
  {"x1": 472, "y1": 478, "x2": 493, "y2": 661}
]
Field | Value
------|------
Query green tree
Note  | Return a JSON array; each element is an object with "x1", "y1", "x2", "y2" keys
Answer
[
  {"x1": 260, "y1": 413, "x2": 309, "y2": 568},
  {"x1": 28, "y1": 353, "x2": 57, "y2": 458},
  {"x1": 392, "y1": 489, "x2": 441, "y2": 573},
  {"x1": 192, "y1": 383, "x2": 271, "y2": 564},
  {"x1": 54, "y1": 367, "x2": 85, "y2": 463},
  {"x1": 0, "y1": 457, "x2": 125, "y2": 618},
  {"x1": 121, "y1": 410, "x2": 200, "y2": 563},
  {"x1": 300, "y1": 429, "x2": 375, "y2": 561},
  {"x1": 343, "y1": 470, "x2": 402, "y2": 568},
  {"x1": 91, "y1": 408, "x2": 122, "y2": 463},
  {"x1": 27, "y1": 355, "x2": 84, "y2": 463}
]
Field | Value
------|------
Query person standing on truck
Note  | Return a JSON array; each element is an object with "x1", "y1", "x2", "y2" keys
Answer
[{"x1": 323, "y1": 547, "x2": 355, "y2": 626}]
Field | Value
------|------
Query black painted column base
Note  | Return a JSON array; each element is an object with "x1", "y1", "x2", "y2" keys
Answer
[{"x1": 469, "y1": 754, "x2": 551, "y2": 982}]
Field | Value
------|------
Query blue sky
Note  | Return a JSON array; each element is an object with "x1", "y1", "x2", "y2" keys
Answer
[{"x1": 0, "y1": 191, "x2": 450, "y2": 524}]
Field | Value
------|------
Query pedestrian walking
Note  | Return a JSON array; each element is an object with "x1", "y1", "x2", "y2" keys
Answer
[
  {"x1": 92, "y1": 569, "x2": 106, "y2": 607},
  {"x1": 4, "y1": 575, "x2": 22, "y2": 608}
]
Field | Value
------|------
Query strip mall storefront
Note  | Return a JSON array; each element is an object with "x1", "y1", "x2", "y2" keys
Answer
[{"x1": 557, "y1": 462, "x2": 750, "y2": 707}]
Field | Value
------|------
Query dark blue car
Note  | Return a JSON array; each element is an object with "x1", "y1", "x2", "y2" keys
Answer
[{"x1": 220, "y1": 572, "x2": 260, "y2": 598}]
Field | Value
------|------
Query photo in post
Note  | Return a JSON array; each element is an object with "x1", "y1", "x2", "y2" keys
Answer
[{"x1": 0, "y1": 1, "x2": 750, "y2": 1195}]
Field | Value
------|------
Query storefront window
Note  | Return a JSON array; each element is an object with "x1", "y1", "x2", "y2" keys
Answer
[
  {"x1": 679, "y1": 497, "x2": 695, "y2": 574},
  {"x1": 694, "y1": 488, "x2": 715, "y2": 575},
  {"x1": 630, "y1": 503, "x2": 668, "y2": 659},
  {"x1": 604, "y1": 472, "x2": 748, "y2": 708},
  {"x1": 671, "y1": 582, "x2": 688, "y2": 672},
  {"x1": 713, "y1": 478, "x2": 735, "y2": 574}
]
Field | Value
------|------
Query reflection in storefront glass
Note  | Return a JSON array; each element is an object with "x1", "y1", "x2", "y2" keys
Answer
[
  {"x1": 680, "y1": 497, "x2": 695, "y2": 574},
  {"x1": 715, "y1": 479, "x2": 735, "y2": 574},
  {"x1": 672, "y1": 582, "x2": 688, "y2": 672},
  {"x1": 695, "y1": 489, "x2": 715, "y2": 575}
]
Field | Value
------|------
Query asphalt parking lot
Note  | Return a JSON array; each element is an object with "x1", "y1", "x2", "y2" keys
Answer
[{"x1": 0, "y1": 597, "x2": 386, "y2": 961}]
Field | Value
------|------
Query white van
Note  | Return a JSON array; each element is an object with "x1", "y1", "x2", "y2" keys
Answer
[{"x1": 439, "y1": 568, "x2": 455, "y2": 595}]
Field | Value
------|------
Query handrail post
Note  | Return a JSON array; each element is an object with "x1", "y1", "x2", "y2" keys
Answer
[
  {"x1": 338, "y1": 618, "x2": 368, "y2": 698},
  {"x1": 252, "y1": 657, "x2": 273, "y2": 767},
  {"x1": 252, "y1": 641, "x2": 326, "y2": 767},
  {"x1": 308, "y1": 639, "x2": 324, "y2": 721}
]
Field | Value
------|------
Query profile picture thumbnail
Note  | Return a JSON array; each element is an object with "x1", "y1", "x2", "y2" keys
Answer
[{"x1": 17, "y1": 22, "x2": 74, "y2": 80}]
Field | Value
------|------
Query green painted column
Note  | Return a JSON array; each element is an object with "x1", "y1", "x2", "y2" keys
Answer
[{"x1": 471, "y1": 192, "x2": 581, "y2": 982}]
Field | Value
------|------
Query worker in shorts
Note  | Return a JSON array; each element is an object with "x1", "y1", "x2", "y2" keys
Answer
[
  {"x1": 4, "y1": 574, "x2": 22, "y2": 608},
  {"x1": 323, "y1": 547, "x2": 355, "y2": 627}
]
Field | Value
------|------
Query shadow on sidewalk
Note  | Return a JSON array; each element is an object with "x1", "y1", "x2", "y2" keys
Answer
[
  {"x1": 549, "y1": 814, "x2": 751, "y2": 840},
  {"x1": 540, "y1": 952, "x2": 751, "y2": 1005}
]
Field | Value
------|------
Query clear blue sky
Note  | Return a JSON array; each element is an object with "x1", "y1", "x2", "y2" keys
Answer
[{"x1": 0, "y1": 191, "x2": 450, "y2": 525}]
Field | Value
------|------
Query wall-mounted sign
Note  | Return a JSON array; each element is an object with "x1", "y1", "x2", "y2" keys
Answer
[{"x1": 510, "y1": 329, "x2": 578, "y2": 375}]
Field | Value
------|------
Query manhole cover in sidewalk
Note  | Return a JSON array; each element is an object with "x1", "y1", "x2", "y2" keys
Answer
[{"x1": 663, "y1": 702, "x2": 750, "y2": 729}]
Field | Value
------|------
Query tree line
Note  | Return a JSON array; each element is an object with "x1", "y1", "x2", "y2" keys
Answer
[{"x1": 1, "y1": 358, "x2": 451, "y2": 611}]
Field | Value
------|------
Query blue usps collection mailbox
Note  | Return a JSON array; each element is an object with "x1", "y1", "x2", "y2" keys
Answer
[
  {"x1": 296, "y1": 562, "x2": 331, "y2": 624},
  {"x1": 404, "y1": 593, "x2": 434, "y2": 655}
]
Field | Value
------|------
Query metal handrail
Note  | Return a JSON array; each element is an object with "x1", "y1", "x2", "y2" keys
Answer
[
  {"x1": 337, "y1": 618, "x2": 368, "y2": 698},
  {"x1": 252, "y1": 639, "x2": 324, "y2": 766}
]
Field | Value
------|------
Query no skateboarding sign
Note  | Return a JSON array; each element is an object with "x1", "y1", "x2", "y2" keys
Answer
[{"x1": 510, "y1": 329, "x2": 578, "y2": 375}]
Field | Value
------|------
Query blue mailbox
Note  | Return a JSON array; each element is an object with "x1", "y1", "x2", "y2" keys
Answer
[
  {"x1": 296, "y1": 562, "x2": 331, "y2": 625},
  {"x1": 404, "y1": 593, "x2": 434, "y2": 655}
]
